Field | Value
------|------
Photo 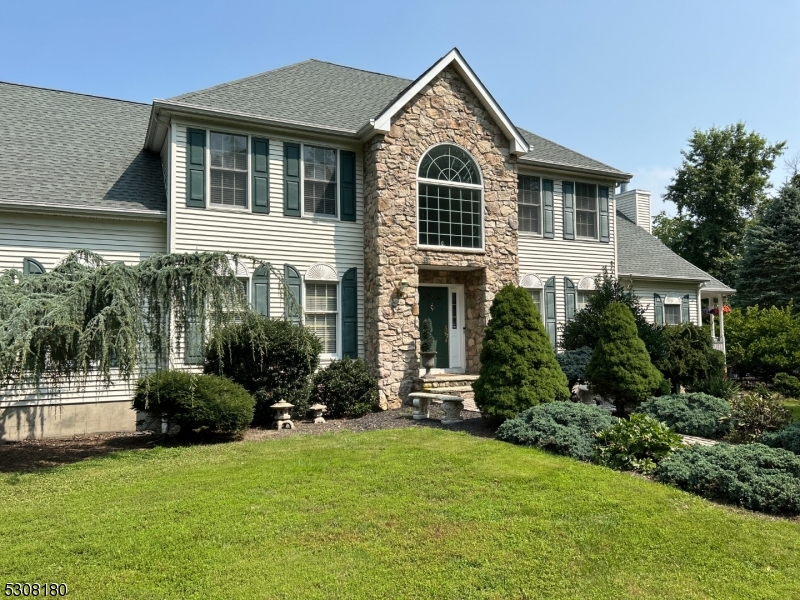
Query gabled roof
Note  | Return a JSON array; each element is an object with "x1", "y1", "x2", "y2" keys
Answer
[
  {"x1": 616, "y1": 211, "x2": 735, "y2": 293},
  {"x1": 0, "y1": 82, "x2": 166, "y2": 215},
  {"x1": 518, "y1": 129, "x2": 630, "y2": 180}
]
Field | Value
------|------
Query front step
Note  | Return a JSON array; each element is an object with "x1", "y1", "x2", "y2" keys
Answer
[{"x1": 413, "y1": 375, "x2": 479, "y2": 412}]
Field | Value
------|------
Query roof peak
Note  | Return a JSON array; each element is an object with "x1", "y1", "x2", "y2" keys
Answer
[{"x1": 0, "y1": 80, "x2": 149, "y2": 106}]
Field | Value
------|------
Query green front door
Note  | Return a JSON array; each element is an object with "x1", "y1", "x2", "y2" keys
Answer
[{"x1": 419, "y1": 286, "x2": 449, "y2": 369}]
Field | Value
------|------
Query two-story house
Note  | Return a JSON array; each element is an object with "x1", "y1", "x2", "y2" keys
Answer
[{"x1": 0, "y1": 49, "x2": 733, "y2": 440}]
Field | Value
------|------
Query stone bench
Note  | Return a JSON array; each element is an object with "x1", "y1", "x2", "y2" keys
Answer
[{"x1": 408, "y1": 392, "x2": 465, "y2": 424}]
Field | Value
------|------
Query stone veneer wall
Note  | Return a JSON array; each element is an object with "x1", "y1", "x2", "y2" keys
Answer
[{"x1": 363, "y1": 66, "x2": 519, "y2": 409}]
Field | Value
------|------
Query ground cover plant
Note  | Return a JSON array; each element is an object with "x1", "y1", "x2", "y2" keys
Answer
[
  {"x1": 594, "y1": 414, "x2": 682, "y2": 474},
  {"x1": 473, "y1": 284, "x2": 569, "y2": 423},
  {"x1": 495, "y1": 401, "x2": 614, "y2": 461},
  {"x1": 656, "y1": 442, "x2": 800, "y2": 515},
  {"x1": 638, "y1": 393, "x2": 732, "y2": 439},
  {"x1": 760, "y1": 420, "x2": 800, "y2": 455},
  {"x1": 2, "y1": 428, "x2": 800, "y2": 599},
  {"x1": 726, "y1": 386, "x2": 791, "y2": 442},
  {"x1": 310, "y1": 357, "x2": 378, "y2": 418}
]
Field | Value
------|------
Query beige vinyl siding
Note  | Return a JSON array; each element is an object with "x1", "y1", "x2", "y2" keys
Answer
[
  {"x1": 616, "y1": 189, "x2": 652, "y2": 233},
  {"x1": 0, "y1": 212, "x2": 167, "y2": 411},
  {"x1": 518, "y1": 171, "x2": 617, "y2": 346},
  {"x1": 173, "y1": 124, "x2": 365, "y2": 362},
  {"x1": 627, "y1": 278, "x2": 701, "y2": 326}
]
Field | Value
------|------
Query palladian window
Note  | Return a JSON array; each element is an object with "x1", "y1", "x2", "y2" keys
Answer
[{"x1": 417, "y1": 144, "x2": 483, "y2": 249}]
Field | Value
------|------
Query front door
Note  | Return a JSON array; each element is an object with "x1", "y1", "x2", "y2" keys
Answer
[{"x1": 419, "y1": 286, "x2": 449, "y2": 369}]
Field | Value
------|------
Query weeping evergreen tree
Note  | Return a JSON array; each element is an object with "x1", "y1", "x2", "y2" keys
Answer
[
  {"x1": 736, "y1": 178, "x2": 800, "y2": 309},
  {"x1": 0, "y1": 249, "x2": 290, "y2": 389}
]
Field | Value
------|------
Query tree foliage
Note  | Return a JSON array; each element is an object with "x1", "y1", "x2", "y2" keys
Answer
[
  {"x1": 654, "y1": 323, "x2": 725, "y2": 392},
  {"x1": 473, "y1": 284, "x2": 569, "y2": 424},
  {"x1": 725, "y1": 305, "x2": 800, "y2": 379},
  {"x1": 655, "y1": 122, "x2": 785, "y2": 286},
  {"x1": 585, "y1": 302, "x2": 663, "y2": 415},
  {"x1": 736, "y1": 179, "x2": 800, "y2": 309}
]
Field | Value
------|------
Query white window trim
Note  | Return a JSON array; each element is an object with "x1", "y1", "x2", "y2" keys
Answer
[
  {"x1": 303, "y1": 276, "x2": 340, "y2": 359},
  {"x1": 574, "y1": 181, "x2": 600, "y2": 241},
  {"x1": 205, "y1": 129, "x2": 250, "y2": 211},
  {"x1": 518, "y1": 174, "x2": 543, "y2": 236},
  {"x1": 300, "y1": 143, "x2": 339, "y2": 221}
]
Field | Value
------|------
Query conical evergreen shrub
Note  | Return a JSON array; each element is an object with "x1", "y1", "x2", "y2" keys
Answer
[
  {"x1": 473, "y1": 284, "x2": 569, "y2": 424},
  {"x1": 585, "y1": 302, "x2": 663, "y2": 415}
]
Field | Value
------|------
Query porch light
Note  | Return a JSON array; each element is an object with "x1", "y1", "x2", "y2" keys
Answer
[
  {"x1": 309, "y1": 403, "x2": 327, "y2": 424},
  {"x1": 396, "y1": 279, "x2": 410, "y2": 297},
  {"x1": 270, "y1": 400, "x2": 295, "y2": 430}
]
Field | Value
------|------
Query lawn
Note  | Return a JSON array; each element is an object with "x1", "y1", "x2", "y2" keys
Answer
[{"x1": 2, "y1": 428, "x2": 799, "y2": 599}]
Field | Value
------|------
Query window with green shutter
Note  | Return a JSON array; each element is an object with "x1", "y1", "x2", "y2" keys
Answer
[
  {"x1": 253, "y1": 265, "x2": 270, "y2": 317},
  {"x1": 342, "y1": 268, "x2": 358, "y2": 358},
  {"x1": 186, "y1": 128, "x2": 206, "y2": 208},
  {"x1": 562, "y1": 181, "x2": 575, "y2": 239},
  {"x1": 542, "y1": 179, "x2": 554, "y2": 239},
  {"x1": 544, "y1": 276, "x2": 557, "y2": 346},
  {"x1": 251, "y1": 138, "x2": 269, "y2": 214},
  {"x1": 284, "y1": 143, "x2": 301, "y2": 217},
  {"x1": 518, "y1": 175, "x2": 541, "y2": 234},
  {"x1": 22, "y1": 258, "x2": 46, "y2": 275},
  {"x1": 284, "y1": 264, "x2": 302, "y2": 323},
  {"x1": 564, "y1": 277, "x2": 577, "y2": 321},
  {"x1": 340, "y1": 151, "x2": 356, "y2": 222}
]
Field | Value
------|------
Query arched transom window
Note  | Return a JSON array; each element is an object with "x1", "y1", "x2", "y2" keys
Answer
[{"x1": 417, "y1": 144, "x2": 483, "y2": 249}]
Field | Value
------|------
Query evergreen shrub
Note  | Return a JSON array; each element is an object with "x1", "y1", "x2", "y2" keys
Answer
[
  {"x1": 205, "y1": 313, "x2": 321, "y2": 424},
  {"x1": 655, "y1": 324, "x2": 725, "y2": 392},
  {"x1": 496, "y1": 402, "x2": 614, "y2": 462},
  {"x1": 473, "y1": 285, "x2": 569, "y2": 423},
  {"x1": 725, "y1": 304, "x2": 800, "y2": 379},
  {"x1": 638, "y1": 393, "x2": 732, "y2": 439},
  {"x1": 420, "y1": 318, "x2": 435, "y2": 353},
  {"x1": 727, "y1": 386, "x2": 791, "y2": 442},
  {"x1": 773, "y1": 373, "x2": 800, "y2": 398},
  {"x1": 656, "y1": 443, "x2": 800, "y2": 515},
  {"x1": 593, "y1": 414, "x2": 682, "y2": 473},
  {"x1": 584, "y1": 302, "x2": 663, "y2": 415},
  {"x1": 760, "y1": 421, "x2": 800, "y2": 455},
  {"x1": 556, "y1": 346, "x2": 593, "y2": 388},
  {"x1": 310, "y1": 357, "x2": 378, "y2": 419},
  {"x1": 132, "y1": 370, "x2": 254, "y2": 438}
]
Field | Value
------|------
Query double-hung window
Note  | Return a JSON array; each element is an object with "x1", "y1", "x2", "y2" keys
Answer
[
  {"x1": 518, "y1": 175, "x2": 541, "y2": 234},
  {"x1": 304, "y1": 146, "x2": 337, "y2": 217},
  {"x1": 210, "y1": 132, "x2": 248, "y2": 207},
  {"x1": 664, "y1": 304, "x2": 682, "y2": 325},
  {"x1": 577, "y1": 291, "x2": 594, "y2": 312},
  {"x1": 305, "y1": 283, "x2": 338, "y2": 354},
  {"x1": 528, "y1": 289, "x2": 543, "y2": 317},
  {"x1": 575, "y1": 183, "x2": 598, "y2": 238}
]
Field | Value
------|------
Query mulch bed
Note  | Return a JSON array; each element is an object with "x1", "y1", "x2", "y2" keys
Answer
[{"x1": 0, "y1": 406, "x2": 494, "y2": 474}]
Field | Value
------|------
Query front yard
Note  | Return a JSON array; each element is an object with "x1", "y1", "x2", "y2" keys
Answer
[{"x1": 2, "y1": 427, "x2": 799, "y2": 599}]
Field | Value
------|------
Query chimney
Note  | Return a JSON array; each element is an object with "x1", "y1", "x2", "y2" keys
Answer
[{"x1": 616, "y1": 187, "x2": 652, "y2": 233}]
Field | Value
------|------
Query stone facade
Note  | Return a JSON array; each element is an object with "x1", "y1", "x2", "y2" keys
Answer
[{"x1": 363, "y1": 66, "x2": 519, "y2": 409}]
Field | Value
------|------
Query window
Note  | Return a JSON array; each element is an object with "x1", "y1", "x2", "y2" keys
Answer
[
  {"x1": 210, "y1": 132, "x2": 248, "y2": 207},
  {"x1": 665, "y1": 304, "x2": 681, "y2": 325},
  {"x1": 22, "y1": 258, "x2": 46, "y2": 275},
  {"x1": 575, "y1": 183, "x2": 597, "y2": 238},
  {"x1": 305, "y1": 283, "x2": 337, "y2": 354},
  {"x1": 417, "y1": 144, "x2": 483, "y2": 249},
  {"x1": 577, "y1": 291, "x2": 594, "y2": 312},
  {"x1": 304, "y1": 145, "x2": 337, "y2": 216},
  {"x1": 528, "y1": 289, "x2": 542, "y2": 317},
  {"x1": 518, "y1": 175, "x2": 541, "y2": 234}
]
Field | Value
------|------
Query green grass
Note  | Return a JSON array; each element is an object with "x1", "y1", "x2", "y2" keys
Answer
[
  {"x1": 785, "y1": 399, "x2": 800, "y2": 421},
  {"x1": 2, "y1": 428, "x2": 799, "y2": 599}
]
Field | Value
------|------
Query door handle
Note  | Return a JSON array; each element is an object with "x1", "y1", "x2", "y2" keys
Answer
[{"x1": 444, "y1": 326, "x2": 449, "y2": 343}]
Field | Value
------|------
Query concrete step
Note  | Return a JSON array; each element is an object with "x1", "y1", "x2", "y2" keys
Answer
[{"x1": 420, "y1": 385, "x2": 474, "y2": 393}]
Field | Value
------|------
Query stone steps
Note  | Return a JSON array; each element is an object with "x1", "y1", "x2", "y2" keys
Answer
[{"x1": 413, "y1": 375, "x2": 479, "y2": 412}]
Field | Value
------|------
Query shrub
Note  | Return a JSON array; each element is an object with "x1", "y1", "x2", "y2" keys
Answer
[
  {"x1": 473, "y1": 285, "x2": 570, "y2": 423},
  {"x1": 773, "y1": 372, "x2": 800, "y2": 398},
  {"x1": 205, "y1": 313, "x2": 321, "y2": 424},
  {"x1": 654, "y1": 324, "x2": 725, "y2": 392},
  {"x1": 420, "y1": 318, "x2": 434, "y2": 353},
  {"x1": 638, "y1": 393, "x2": 732, "y2": 439},
  {"x1": 725, "y1": 304, "x2": 800, "y2": 379},
  {"x1": 585, "y1": 302, "x2": 663, "y2": 415},
  {"x1": 496, "y1": 402, "x2": 615, "y2": 462},
  {"x1": 310, "y1": 357, "x2": 378, "y2": 419},
  {"x1": 759, "y1": 420, "x2": 800, "y2": 455},
  {"x1": 132, "y1": 370, "x2": 255, "y2": 438},
  {"x1": 726, "y1": 386, "x2": 791, "y2": 442},
  {"x1": 655, "y1": 443, "x2": 800, "y2": 515},
  {"x1": 594, "y1": 414, "x2": 682, "y2": 473},
  {"x1": 691, "y1": 374, "x2": 740, "y2": 401},
  {"x1": 556, "y1": 346, "x2": 593, "y2": 388}
]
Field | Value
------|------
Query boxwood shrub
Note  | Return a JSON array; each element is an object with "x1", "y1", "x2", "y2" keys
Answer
[
  {"x1": 655, "y1": 443, "x2": 800, "y2": 515},
  {"x1": 496, "y1": 401, "x2": 615, "y2": 462},
  {"x1": 760, "y1": 420, "x2": 800, "y2": 455},
  {"x1": 133, "y1": 370, "x2": 255, "y2": 438},
  {"x1": 638, "y1": 393, "x2": 732, "y2": 439},
  {"x1": 310, "y1": 357, "x2": 378, "y2": 419}
]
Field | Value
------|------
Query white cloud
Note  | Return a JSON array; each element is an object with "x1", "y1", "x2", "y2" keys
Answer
[{"x1": 627, "y1": 167, "x2": 677, "y2": 217}]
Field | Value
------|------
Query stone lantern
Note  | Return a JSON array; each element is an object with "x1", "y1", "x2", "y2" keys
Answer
[
  {"x1": 270, "y1": 400, "x2": 295, "y2": 430},
  {"x1": 309, "y1": 403, "x2": 327, "y2": 424}
]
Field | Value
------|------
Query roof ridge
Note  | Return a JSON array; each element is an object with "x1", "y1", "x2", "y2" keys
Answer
[
  {"x1": 518, "y1": 126, "x2": 622, "y2": 173},
  {"x1": 306, "y1": 59, "x2": 412, "y2": 82},
  {"x1": 0, "y1": 80, "x2": 149, "y2": 106}
]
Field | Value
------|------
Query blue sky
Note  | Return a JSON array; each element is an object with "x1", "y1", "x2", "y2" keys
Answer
[{"x1": 1, "y1": 0, "x2": 797, "y2": 217}]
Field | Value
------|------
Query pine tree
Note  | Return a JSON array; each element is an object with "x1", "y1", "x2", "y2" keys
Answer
[
  {"x1": 585, "y1": 302, "x2": 663, "y2": 415},
  {"x1": 736, "y1": 180, "x2": 800, "y2": 309},
  {"x1": 473, "y1": 284, "x2": 570, "y2": 424}
]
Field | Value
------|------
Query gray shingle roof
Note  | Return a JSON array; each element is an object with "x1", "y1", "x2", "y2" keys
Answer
[
  {"x1": 0, "y1": 82, "x2": 166, "y2": 213},
  {"x1": 616, "y1": 211, "x2": 734, "y2": 292},
  {"x1": 517, "y1": 128, "x2": 629, "y2": 177},
  {"x1": 168, "y1": 60, "x2": 413, "y2": 133}
]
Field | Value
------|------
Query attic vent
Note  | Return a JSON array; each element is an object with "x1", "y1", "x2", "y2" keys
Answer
[
  {"x1": 305, "y1": 263, "x2": 338, "y2": 282},
  {"x1": 519, "y1": 273, "x2": 543, "y2": 289},
  {"x1": 578, "y1": 277, "x2": 596, "y2": 291}
]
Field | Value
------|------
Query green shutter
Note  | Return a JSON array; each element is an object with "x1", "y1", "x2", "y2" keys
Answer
[
  {"x1": 599, "y1": 186, "x2": 610, "y2": 242},
  {"x1": 342, "y1": 268, "x2": 358, "y2": 358},
  {"x1": 183, "y1": 315, "x2": 204, "y2": 365},
  {"x1": 564, "y1": 277, "x2": 576, "y2": 321},
  {"x1": 252, "y1": 138, "x2": 270, "y2": 214},
  {"x1": 562, "y1": 182, "x2": 575, "y2": 240},
  {"x1": 284, "y1": 142, "x2": 301, "y2": 217},
  {"x1": 22, "y1": 258, "x2": 46, "y2": 275},
  {"x1": 253, "y1": 265, "x2": 270, "y2": 317},
  {"x1": 654, "y1": 293, "x2": 664, "y2": 325},
  {"x1": 682, "y1": 294, "x2": 691, "y2": 324},
  {"x1": 186, "y1": 128, "x2": 206, "y2": 208},
  {"x1": 340, "y1": 150, "x2": 356, "y2": 222},
  {"x1": 543, "y1": 179, "x2": 554, "y2": 239},
  {"x1": 284, "y1": 264, "x2": 302, "y2": 323},
  {"x1": 545, "y1": 276, "x2": 557, "y2": 346}
]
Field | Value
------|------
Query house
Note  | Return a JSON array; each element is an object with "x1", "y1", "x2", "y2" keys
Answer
[{"x1": 0, "y1": 49, "x2": 730, "y2": 441}]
